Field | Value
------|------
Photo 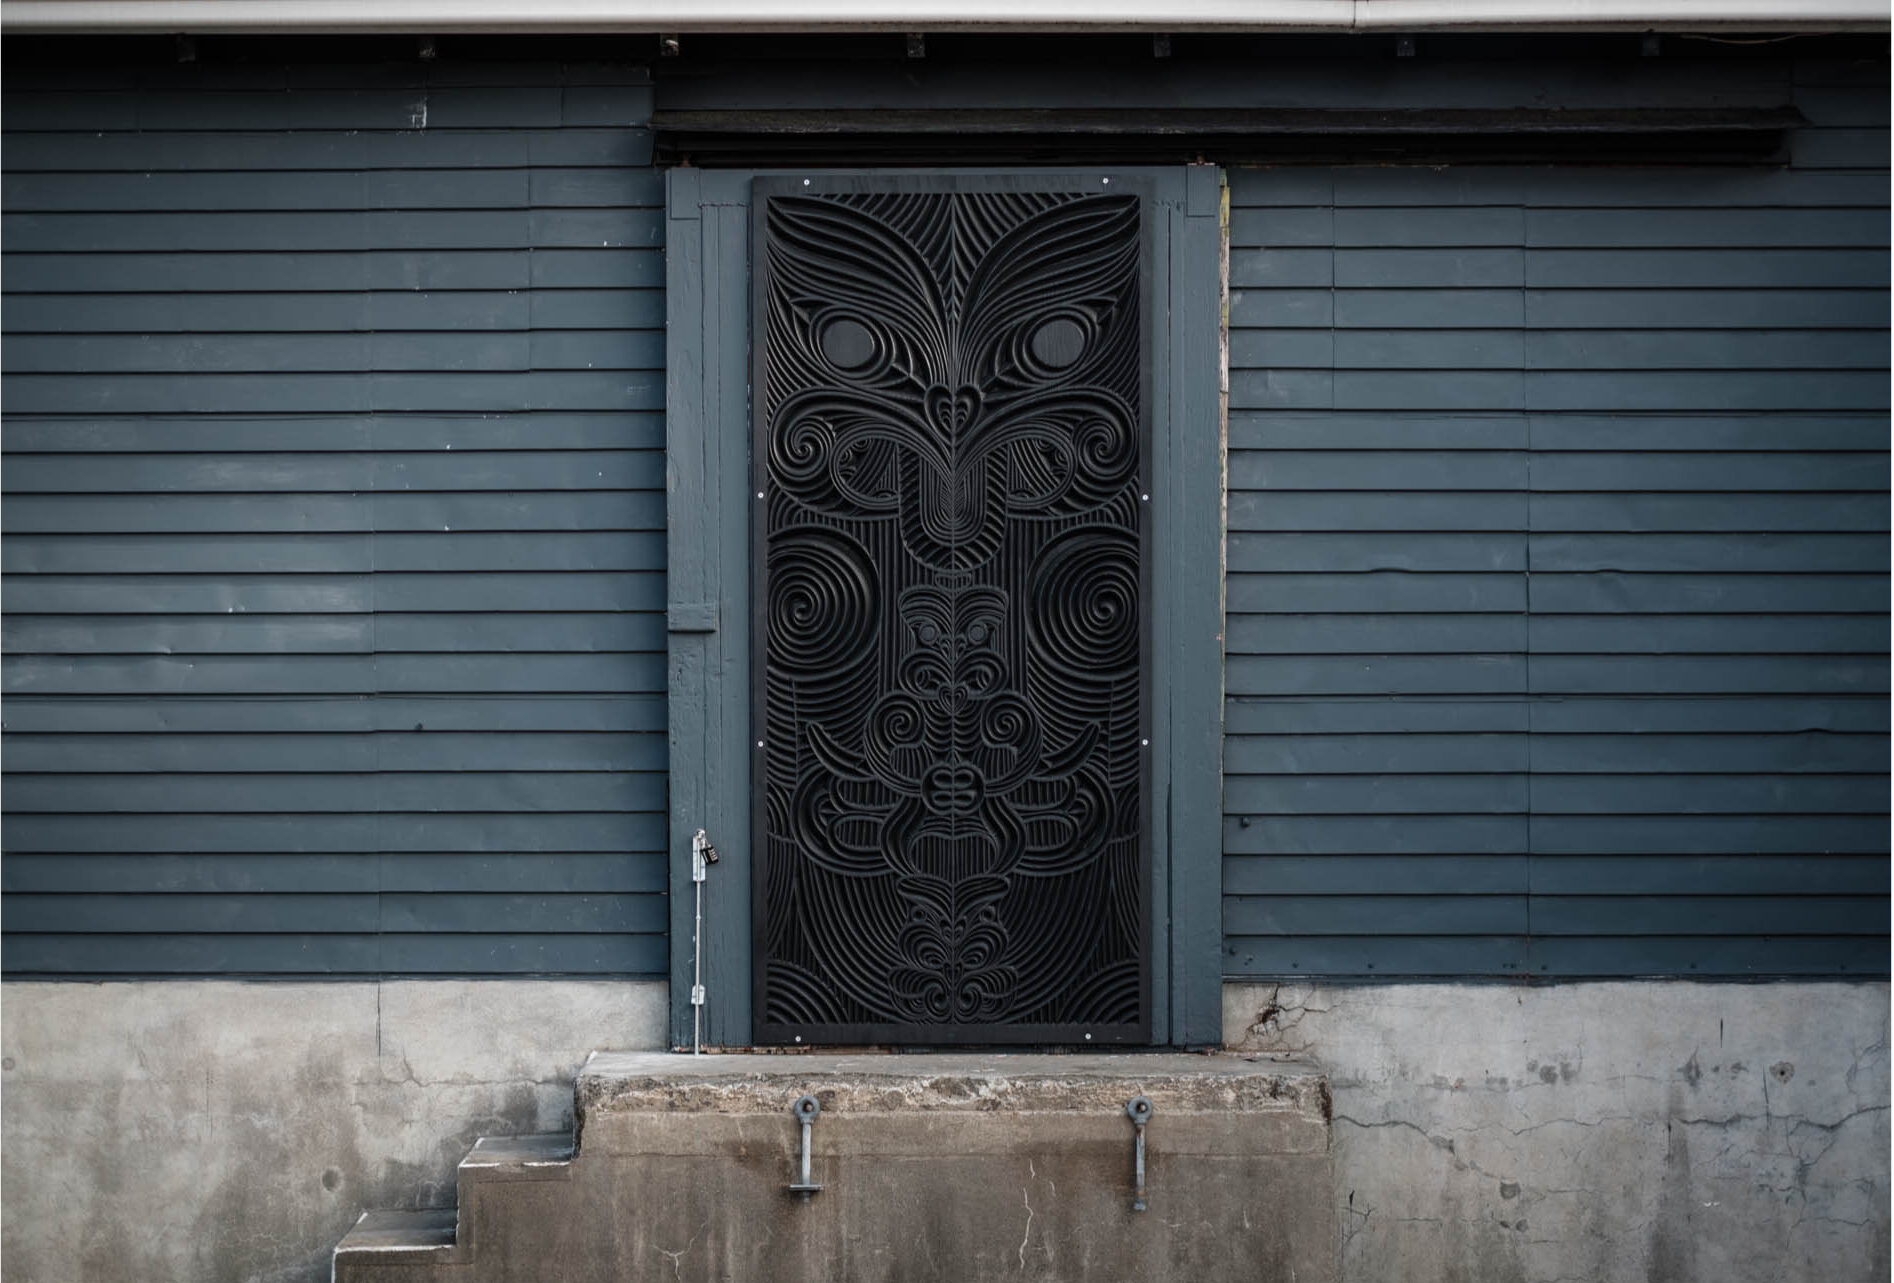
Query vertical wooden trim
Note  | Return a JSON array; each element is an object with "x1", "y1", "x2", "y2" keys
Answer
[
  {"x1": 664, "y1": 168, "x2": 707, "y2": 1047},
  {"x1": 1145, "y1": 179, "x2": 1176, "y2": 1046},
  {"x1": 705, "y1": 195, "x2": 756, "y2": 1046},
  {"x1": 666, "y1": 171, "x2": 759, "y2": 1048},
  {"x1": 1169, "y1": 161, "x2": 1227, "y2": 1046}
]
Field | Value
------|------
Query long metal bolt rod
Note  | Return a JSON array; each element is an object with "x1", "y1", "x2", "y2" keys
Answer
[
  {"x1": 788, "y1": 1095, "x2": 824, "y2": 1199},
  {"x1": 689, "y1": 830, "x2": 714, "y2": 1055},
  {"x1": 1126, "y1": 1095, "x2": 1154, "y2": 1213}
]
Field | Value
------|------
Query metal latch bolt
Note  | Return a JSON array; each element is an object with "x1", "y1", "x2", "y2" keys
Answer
[
  {"x1": 688, "y1": 831, "x2": 719, "y2": 1051},
  {"x1": 691, "y1": 830, "x2": 719, "y2": 882},
  {"x1": 1125, "y1": 1095, "x2": 1154, "y2": 1213},
  {"x1": 788, "y1": 1094, "x2": 823, "y2": 1200}
]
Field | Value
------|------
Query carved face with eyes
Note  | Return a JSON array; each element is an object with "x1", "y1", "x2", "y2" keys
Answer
[
  {"x1": 758, "y1": 187, "x2": 1147, "y2": 1036},
  {"x1": 764, "y1": 191, "x2": 1142, "y2": 573}
]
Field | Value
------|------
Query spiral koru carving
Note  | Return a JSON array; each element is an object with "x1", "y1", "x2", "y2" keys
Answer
[{"x1": 754, "y1": 180, "x2": 1149, "y2": 1045}]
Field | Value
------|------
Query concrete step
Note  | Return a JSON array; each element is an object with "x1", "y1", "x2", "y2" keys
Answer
[
  {"x1": 458, "y1": 1133, "x2": 574, "y2": 1190},
  {"x1": 333, "y1": 1208, "x2": 460, "y2": 1265},
  {"x1": 336, "y1": 1051, "x2": 1333, "y2": 1282},
  {"x1": 334, "y1": 1134, "x2": 573, "y2": 1276}
]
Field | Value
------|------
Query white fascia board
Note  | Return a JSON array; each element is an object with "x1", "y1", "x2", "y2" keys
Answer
[
  {"x1": 0, "y1": 0, "x2": 1351, "y2": 32},
  {"x1": 1355, "y1": 0, "x2": 1889, "y2": 27},
  {"x1": 1, "y1": 0, "x2": 1886, "y2": 31}
]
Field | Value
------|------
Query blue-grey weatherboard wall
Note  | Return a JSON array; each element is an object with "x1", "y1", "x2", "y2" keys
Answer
[{"x1": 1, "y1": 36, "x2": 1887, "y2": 1009}]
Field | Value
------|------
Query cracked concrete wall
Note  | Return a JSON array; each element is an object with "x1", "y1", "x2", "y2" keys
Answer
[
  {"x1": 7, "y1": 979, "x2": 1885, "y2": 1282},
  {"x1": 1225, "y1": 981, "x2": 1891, "y2": 1283},
  {"x1": 0, "y1": 980, "x2": 667, "y2": 1283}
]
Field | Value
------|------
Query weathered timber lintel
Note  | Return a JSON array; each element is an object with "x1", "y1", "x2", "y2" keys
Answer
[{"x1": 651, "y1": 106, "x2": 1804, "y2": 165}]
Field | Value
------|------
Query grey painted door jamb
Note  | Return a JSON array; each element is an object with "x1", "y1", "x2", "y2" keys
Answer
[{"x1": 665, "y1": 165, "x2": 1224, "y2": 1049}]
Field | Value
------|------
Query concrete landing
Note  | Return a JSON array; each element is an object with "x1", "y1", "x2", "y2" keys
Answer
[{"x1": 337, "y1": 1052, "x2": 1335, "y2": 1283}]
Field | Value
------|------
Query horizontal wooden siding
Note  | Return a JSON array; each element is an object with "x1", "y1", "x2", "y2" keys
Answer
[
  {"x1": 0, "y1": 59, "x2": 668, "y2": 975},
  {"x1": 1224, "y1": 56, "x2": 1891, "y2": 978}
]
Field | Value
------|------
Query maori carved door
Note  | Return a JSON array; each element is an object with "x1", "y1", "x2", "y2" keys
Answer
[{"x1": 751, "y1": 177, "x2": 1151, "y2": 1045}]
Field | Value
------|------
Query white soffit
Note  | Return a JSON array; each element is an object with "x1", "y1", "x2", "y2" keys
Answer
[{"x1": 0, "y1": 0, "x2": 1886, "y2": 31}]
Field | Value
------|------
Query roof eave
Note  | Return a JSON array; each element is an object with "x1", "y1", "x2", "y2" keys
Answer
[{"x1": 2, "y1": 0, "x2": 1888, "y2": 34}]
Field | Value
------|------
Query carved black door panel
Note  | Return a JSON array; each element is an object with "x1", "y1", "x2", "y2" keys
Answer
[{"x1": 751, "y1": 177, "x2": 1151, "y2": 1046}]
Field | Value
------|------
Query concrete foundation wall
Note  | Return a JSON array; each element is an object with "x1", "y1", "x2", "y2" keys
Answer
[
  {"x1": 1225, "y1": 981, "x2": 1891, "y2": 1283},
  {"x1": 0, "y1": 980, "x2": 666, "y2": 1283},
  {"x1": 4, "y1": 979, "x2": 1887, "y2": 1282}
]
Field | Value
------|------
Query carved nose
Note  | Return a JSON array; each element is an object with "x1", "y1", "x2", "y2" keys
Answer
[
  {"x1": 924, "y1": 384, "x2": 982, "y2": 434},
  {"x1": 923, "y1": 764, "x2": 984, "y2": 815}
]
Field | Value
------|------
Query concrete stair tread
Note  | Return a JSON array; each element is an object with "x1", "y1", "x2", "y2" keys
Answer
[
  {"x1": 335, "y1": 1133, "x2": 574, "y2": 1273},
  {"x1": 462, "y1": 1133, "x2": 574, "y2": 1169},
  {"x1": 458, "y1": 1132, "x2": 574, "y2": 1194},
  {"x1": 335, "y1": 1208, "x2": 459, "y2": 1254},
  {"x1": 577, "y1": 1050, "x2": 1329, "y2": 1125},
  {"x1": 582, "y1": 1049, "x2": 1323, "y2": 1080}
]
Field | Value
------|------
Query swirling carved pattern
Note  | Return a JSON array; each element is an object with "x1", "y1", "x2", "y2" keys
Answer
[{"x1": 756, "y1": 182, "x2": 1148, "y2": 1044}]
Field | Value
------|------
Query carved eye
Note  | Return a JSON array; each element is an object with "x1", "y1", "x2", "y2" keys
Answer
[
  {"x1": 819, "y1": 317, "x2": 877, "y2": 370},
  {"x1": 1027, "y1": 317, "x2": 1086, "y2": 370}
]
